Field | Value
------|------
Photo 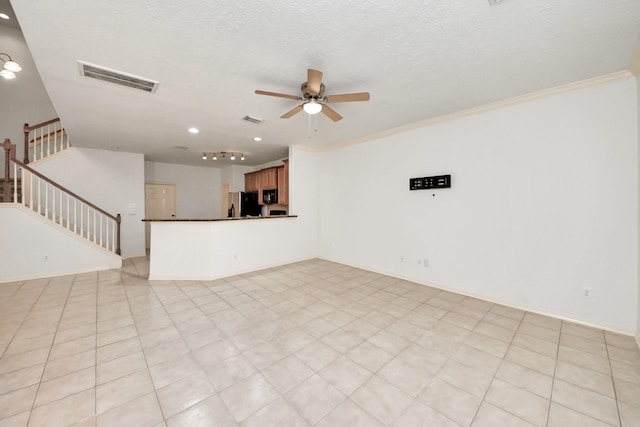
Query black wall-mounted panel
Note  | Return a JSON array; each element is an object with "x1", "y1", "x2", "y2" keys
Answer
[{"x1": 409, "y1": 174, "x2": 451, "y2": 191}]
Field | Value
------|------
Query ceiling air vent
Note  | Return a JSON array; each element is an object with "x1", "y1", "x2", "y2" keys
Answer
[
  {"x1": 79, "y1": 61, "x2": 159, "y2": 93},
  {"x1": 241, "y1": 115, "x2": 265, "y2": 124}
]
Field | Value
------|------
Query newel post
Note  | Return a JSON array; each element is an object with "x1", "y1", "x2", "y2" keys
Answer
[
  {"x1": 2, "y1": 139, "x2": 13, "y2": 202},
  {"x1": 23, "y1": 123, "x2": 30, "y2": 164},
  {"x1": 116, "y1": 214, "x2": 122, "y2": 255}
]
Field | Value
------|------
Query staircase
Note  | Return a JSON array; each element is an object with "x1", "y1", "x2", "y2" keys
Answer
[
  {"x1": 0, "y1": 178, "x2": 20, "y2": 203},
  {"x1": 24, "y1": 118, "x2": 71, "y2": 164},
  {"x1": 2, "y1": 120, "x2": 122, "y2": 255}
]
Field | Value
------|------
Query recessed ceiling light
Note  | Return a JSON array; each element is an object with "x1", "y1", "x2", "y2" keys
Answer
[
  {"x1": 0, "y1": 13, "x2": 9, "y2": 20},
  {"x1": 488, "y1": 0, "x2": 503, "y2": 4},
  {"x1": 188, "y1": 127, "x2": 199, "y2": 134},
  {"x1": 253, "y1": 137, "x2": 262, "y2": 142}
]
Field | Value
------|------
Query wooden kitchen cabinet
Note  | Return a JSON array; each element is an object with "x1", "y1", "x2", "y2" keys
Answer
[
  {"x1": 244, "y1": 171, "x2": 260, "y2": 192},
  {"x1": 261, "y1": 167, "x2": 278, "y2": 190},
  {"x1": 278, "y1": 159, "x2": 288, "y2": 205}
]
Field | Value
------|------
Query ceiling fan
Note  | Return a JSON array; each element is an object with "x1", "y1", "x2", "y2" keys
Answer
[{"x1": 255, "y1": 69, "x2": 370, "y2": 122}]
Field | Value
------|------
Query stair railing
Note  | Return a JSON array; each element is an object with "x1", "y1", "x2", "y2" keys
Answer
[
  {"x1": 3, "y1": 140, "x2": 121, "y2": 255},
  {"x1": 24, "y1": 117, "x2": 71, "y2": 164}
]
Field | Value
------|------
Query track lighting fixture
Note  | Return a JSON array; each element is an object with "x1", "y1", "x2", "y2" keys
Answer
[{"x1": 201, "y1": 152, "x2": 245, "y2": 161}]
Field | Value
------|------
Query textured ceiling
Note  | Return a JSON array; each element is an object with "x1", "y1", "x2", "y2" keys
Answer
[{"x1": 9, "y1": 0, "x2": 640, "y2": 167}]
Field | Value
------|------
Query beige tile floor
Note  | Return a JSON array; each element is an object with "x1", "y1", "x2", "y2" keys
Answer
[{"x1": 0, "y1": 257, "x2": 639, "y2": 426}]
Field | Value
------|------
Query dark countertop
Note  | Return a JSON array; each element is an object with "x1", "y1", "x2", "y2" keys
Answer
[{"x1": 142, "y1": 215, "x2": 297, "y2": 222}]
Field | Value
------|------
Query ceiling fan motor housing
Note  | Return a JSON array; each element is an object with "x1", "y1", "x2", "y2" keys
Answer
[{"x1": 301, "y1": 82, "x2": 325, "y2": 99}]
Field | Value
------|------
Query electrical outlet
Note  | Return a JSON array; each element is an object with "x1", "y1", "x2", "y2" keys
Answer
[
  {"x1": 423, "y1": 258, "x2": 429, "y2": 267},
  {"x1": 583, "y1": 287, "x2": 591, "y2": 299}
]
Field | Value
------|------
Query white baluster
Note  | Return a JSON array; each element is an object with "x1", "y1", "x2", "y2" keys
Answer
[
  {"x1": 39, "y1": 128, "x2": 43, "y2": 161},
  {"x1": 45, "y1": 181, "x2": 48, "y2": 216},
  {"x1": 30, "y1": 172, "x2": 34, "y2": 210},
  {"x1": 66, "y1": 194, "x2": 70, "y2": 229},
  {"x1": 80, "y1": 202, "x2": 84, "y2": 236},
  {"x1": 74, "y1": 199, "x2": 77, "y2": 233},
  {"x1": 100, "y1": 214, "x2": 103, "y2": 246}
]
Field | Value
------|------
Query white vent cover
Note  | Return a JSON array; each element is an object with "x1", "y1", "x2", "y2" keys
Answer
[
  {"x1": 79, "y1": 61, "x2": 159, "y2": 93},
  {"x1": 241, "y1": 115, "x2": 265, "y2": 124}
]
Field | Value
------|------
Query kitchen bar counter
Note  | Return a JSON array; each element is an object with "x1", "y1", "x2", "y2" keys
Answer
[
  {"x1": 142, "y1": 215, "x2": 297, "y2": 222},
  {"x1": 146, "y1": 215, "x2": 308, "y2": 280}
]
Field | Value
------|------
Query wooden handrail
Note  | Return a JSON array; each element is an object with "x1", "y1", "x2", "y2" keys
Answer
[
  {"x1": 10, "y1": 153, "x2": 121, "y2": 255},
  {"x1": 24, "y1": 117, "x2": 62, "y2": 164},
  {"x1": 24, "y1": 117, "x2": 61, "y2": 133},
  {"x1": 11, "y1": 157, "x2": 118, "y2": 221}
]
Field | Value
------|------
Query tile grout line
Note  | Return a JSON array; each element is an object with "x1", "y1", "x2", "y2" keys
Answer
[
  {"x1": 25, "y1": 275, "x2": 77, "y2": 426},
  {"x1": 117, "y1": 263, "x2": 168, "y2": 425},
  {"x1": 544, "y1": 321, "x2": 562, "y2": 427},
  {"x1": 0, "y1": 279, "x2": 49, "y2": 361},
  {"x1": 466, "y1": 303, "x2": 523, "y2": 427},
  {"x1": 603, "y1": 332, "x2": 624, "y2": 427}
]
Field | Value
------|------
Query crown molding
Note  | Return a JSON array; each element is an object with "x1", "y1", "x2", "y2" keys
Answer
[{"x1": 317, "y1": 71, "x2": 633, "y2": 153}]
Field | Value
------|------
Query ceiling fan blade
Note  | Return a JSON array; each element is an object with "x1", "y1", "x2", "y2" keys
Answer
[
  {"x1": 324, "y1": 92, "x2": 370, "y2": 103},
  {"x1": 281, "y1": 104, "x2": 304, "y2": 119},
  {"x1": 255, "y1": 90, "x2": 302, "y2": 100},
  {"x1": 307, "y1": 69, "x2": 323, "y2": 95},
  {"x1": 321, "y1": 104, "x2": 343, "y2": 122}
]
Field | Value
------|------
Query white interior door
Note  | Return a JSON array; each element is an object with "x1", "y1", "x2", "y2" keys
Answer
[
  {"x1": 145, "y1": 183, "x2": 177, "y2": 249},
  {"x1": 221, "y1": 183, "x2": 230, "y2": 218}
]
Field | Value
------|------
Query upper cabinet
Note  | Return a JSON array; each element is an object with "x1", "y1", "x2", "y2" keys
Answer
[
  {"x1": 278, "y1": 160, "x2": 288, "y2": 205},
  {"x1": 245, "y1": 159, "x2": 289, "y2": 206},
  {"x1": 261, "y1": 167, "x2": 278, "y2": 190},
  {"x1": 245, "y1": 171, "x2": 260, "y2": 192}
]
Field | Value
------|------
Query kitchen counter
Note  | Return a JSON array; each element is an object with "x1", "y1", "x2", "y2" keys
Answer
[{"x1": 142, "y1": 215, "x2": 296, "y2": 222}]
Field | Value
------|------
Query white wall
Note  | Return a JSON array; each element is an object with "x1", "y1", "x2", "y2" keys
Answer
[
  {"x1": 145, "y1": 161, "x2": 222, "y2": 218},
  {"x1": 0, "y1": 25, "x2": 57, "y2": 163},
  {"x1": 220, "y1": 164, "x2": 254, "y2": 193},
  {"x1": 0, "y1": 205, "x2": 121, "y2": 282},
  {"x1": 319, "y1": 77, "x2": 639, "y2": 333},
  {"x1": 34, "y1": 148, "x2": 146, "y2": 257}
]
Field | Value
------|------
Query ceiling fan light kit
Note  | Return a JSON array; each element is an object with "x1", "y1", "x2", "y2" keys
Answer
[
  {"x1": 255, "y1": 68, "x2": 370, "y2": 122},
  {"x1": 303, "y1": 99, "x2": 322, "y2": 115}
]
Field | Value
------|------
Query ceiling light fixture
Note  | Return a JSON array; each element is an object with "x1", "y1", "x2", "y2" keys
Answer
[
  {"x1": 188, "y1": 127, "x2": 199, "y2": 134},
  {"x1": 203, "y1": 152, "x2": 244, "y2": 161},
  {"x1": 303, "y1": 99, "x2": 322, "y2": 115},
  {"x1": 0, "y1": 53, "x2": 22, "y2": 80},
  {"x1": 253, "y1": 137, "x2": 262, "y2": 142},
  {"x1": 0, "y1": 13, "x2": 9, "y2": 20}
]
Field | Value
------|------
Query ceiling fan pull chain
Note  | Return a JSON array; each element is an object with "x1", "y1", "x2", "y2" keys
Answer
[
  {"x1": 308, "y1": 113, "x2": 311, "y2": 139},
  {"x1": 314, "y1": 114, "x2": 319, "y2": 133}
]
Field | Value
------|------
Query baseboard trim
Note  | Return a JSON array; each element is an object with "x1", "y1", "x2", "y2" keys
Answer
[
  {"x1": 318, "y1": 256, "x2": 637, "y2": 337},
  {"x1": 0, "y1": 264, "x2": 116, "y2": 284},
  {"x1": 149, "y1": 256, "x2": 317, "y2": 281}
]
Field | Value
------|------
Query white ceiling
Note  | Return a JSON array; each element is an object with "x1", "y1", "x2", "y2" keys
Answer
[{"x1": 7, "y1": 0, "x2": 640, "y2": 167}]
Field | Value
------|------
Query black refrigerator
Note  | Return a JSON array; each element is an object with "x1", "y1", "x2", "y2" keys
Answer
[{"x1": 240, "y1": 191, "x2": 261, "y2": 217}]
